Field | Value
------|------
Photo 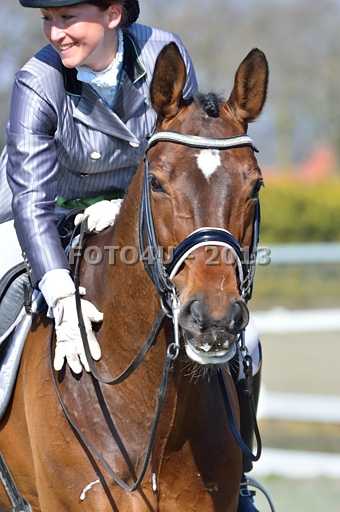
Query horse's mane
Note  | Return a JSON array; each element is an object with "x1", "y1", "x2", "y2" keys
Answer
[{"x1": 195, "y1": 92, "x2": 223, "y2": 118}]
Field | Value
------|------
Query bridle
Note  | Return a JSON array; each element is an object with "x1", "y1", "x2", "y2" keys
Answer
[
  {"x1": 139, "y1": 131, "x2": 260, "y2": 331},
  {"x1": 51, "y1": 131, "x2": 262, "y2": 497}
]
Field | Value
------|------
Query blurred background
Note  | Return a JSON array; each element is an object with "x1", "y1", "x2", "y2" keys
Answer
[{"x1": 1, "y1": 0, "x2": 340, "y2": 509}]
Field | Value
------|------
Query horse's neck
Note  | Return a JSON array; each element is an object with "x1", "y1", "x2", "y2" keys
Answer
[
  {"x1": 82, "y1": 170, "x2": 160, "y2": 365},
  {"x1": 169, "y1": 367, "x2": 236, "y2": 435},
  {"x1": 159, "y1": 368, "x2": 240, "y2": 483}
]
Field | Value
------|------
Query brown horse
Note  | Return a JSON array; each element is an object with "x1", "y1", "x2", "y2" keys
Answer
[{"x1": 0, "y1": 44, "x2": 268, "y2": 511}]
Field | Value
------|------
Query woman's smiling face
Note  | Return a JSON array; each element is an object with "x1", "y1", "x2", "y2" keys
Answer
[{"x1": 41, "y1": 3, "x2": 122, "y2": 70}]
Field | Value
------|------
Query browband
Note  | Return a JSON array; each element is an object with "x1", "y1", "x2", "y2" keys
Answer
[{"x1": 147, "y1": 132, "x2": 258, "y2": 152}]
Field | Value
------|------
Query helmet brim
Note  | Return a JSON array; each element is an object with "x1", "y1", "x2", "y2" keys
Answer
[{"x1": 19, "y1": 0, "x2": 140, "y2": 26}]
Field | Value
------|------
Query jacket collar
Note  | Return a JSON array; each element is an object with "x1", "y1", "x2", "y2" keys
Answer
[
  {"x1": 63, "y1": 31, "x2": 147, "y2": 142},
  {"x1": 63, "y1": 31, "x2": 146, "y2": 96}
]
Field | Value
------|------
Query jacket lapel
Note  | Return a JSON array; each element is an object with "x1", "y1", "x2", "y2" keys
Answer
[
  {"x1": 113, "y1": 70, "x2": 148, "y2": 123},
  {"x1": 63, "y1": 32, "x2": 148, "y2": 142}
]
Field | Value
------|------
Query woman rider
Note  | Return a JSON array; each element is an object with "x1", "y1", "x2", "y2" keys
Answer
[{"x1": 0, "y1": 1, "x2": 263, "y2": 509}]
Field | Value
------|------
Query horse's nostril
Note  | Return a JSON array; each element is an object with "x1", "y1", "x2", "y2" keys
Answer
[
  {"x1": 229, "y1": 300, "x2": 249, "y2": 333},
  {"x1": 190, "y1": 300, "x2": 204, "y2": 328}
]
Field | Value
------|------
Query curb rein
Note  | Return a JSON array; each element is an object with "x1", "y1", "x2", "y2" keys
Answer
[{"x1": 52, "y1": 131, "x2": 262, "y2": 494}]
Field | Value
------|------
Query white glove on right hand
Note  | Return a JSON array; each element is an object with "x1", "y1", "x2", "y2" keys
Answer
[
  {"x1": 53, "y1": 295, "x2": 103, "y2": 374},
  {"x1": 74, "y1": 199, "x2": 122, "y2": 232}
]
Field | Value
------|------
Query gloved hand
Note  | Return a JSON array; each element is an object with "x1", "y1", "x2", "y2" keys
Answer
[
  {"x1": 74, "y1": 199, "x2": 123, "y2": 232},
  {"x1": 53, "y1": 294, "x2": 103, "y2": 374}
]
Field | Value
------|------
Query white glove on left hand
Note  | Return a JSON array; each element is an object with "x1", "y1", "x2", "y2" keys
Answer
[
  {"x1": 74, "y1": 199, "x2": 123, "y2": 232},
  {"x1": 53, "y1": 295, "x2": 103, "y2": 374}
]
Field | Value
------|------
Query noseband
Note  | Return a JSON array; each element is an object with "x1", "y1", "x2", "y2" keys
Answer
[{"x1": 139, "y1": 131, "x2": 260, "y2": 314}]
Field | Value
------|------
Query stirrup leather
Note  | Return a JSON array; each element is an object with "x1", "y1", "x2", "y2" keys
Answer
[{"x1": 0, "y1": 454, "x2": 32, "y2": 511}]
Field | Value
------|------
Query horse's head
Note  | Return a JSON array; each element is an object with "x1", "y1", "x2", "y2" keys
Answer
[{"x1": 144, "y1": 43, "x2": 268, "y2": 365}]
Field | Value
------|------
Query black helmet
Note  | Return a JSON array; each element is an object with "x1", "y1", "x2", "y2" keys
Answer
[{"x1": 19, "y1": 0, "x2": 140, "y2": 26}]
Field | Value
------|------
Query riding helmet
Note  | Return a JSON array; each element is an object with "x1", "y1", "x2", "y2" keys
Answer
[{"x1": 19, "y1": 0, "x2": 140, "y2": 26}]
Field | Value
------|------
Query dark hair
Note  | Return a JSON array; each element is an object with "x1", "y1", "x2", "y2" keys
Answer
[{"x1": 86, "y1": 0, "x2": 138, "y2": 27}]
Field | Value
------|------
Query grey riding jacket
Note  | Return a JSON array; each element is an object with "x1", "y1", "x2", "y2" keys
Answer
[{"x1": 0, "y1": 23, "x2": 198, "y2": 284}]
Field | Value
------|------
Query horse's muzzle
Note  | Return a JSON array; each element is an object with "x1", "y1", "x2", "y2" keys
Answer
[{"x1": 179, "y1": 298, "x2": 249, "y2": 365}]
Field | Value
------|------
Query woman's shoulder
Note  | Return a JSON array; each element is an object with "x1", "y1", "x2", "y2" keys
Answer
[
  {"x1": 127, "y1": 23, "x2": 185, "y2": 51},
  {"x1": 15, "y1": 44, "x2": 65, "y2": 97},
  {"x1": 126, "y1": 23, "x2": 194, "y2": 84}
]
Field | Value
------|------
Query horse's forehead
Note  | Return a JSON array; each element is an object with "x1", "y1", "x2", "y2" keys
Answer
[
  {"x1": 153, "y1": 107, "x2": 257, "y2": 181},
  {"x1": 172, "y1": 141, "x2": 255, "y2": 172},
  {"x1": 154, "y1": 144, "x2": 255, "y2": 186},
  {"x1": 181, "y1": 108, "x2": 242, "y2": 137}
]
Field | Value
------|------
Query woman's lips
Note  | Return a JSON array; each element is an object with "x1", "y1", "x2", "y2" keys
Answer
[{"x1": 58, "y1": 43, "x2": 76, "y2": 54}]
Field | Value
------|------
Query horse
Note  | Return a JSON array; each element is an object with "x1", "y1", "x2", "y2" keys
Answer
[{"x1": 0, "y1": 43, "x2": 268, "y2": 511}]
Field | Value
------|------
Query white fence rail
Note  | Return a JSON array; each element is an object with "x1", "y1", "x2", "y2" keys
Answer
[
  {"x1": 258, "y1": 390, "x2": 340, "y2": 423},
  {"x1": 259, "y1": 243, "x2": 340, "y2": 264},
  {"x1": 256, "y1": 390, "x2": 340, "y2": 478},
  {"x1": 254, "y1": 448, "x2": 340, "y2": 479},
  {"x1": 253, "y1": 244, "x2": 340, "y2": 477},
  {"x1": 253, "y1": 308, "x2": 340, "y2": 333}
]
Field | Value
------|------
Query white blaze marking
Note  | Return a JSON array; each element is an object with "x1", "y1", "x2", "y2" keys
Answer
[
  {"x1": 80, "y1": 480, "x2": 100, "y2": 501},
  {"x1": 196, "y1": 149, "x2": 221, "y2": 180}
]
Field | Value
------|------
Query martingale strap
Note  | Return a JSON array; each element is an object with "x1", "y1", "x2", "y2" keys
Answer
[{"x1": 217, "y1": 371, "x2": 262, "y2": 463}]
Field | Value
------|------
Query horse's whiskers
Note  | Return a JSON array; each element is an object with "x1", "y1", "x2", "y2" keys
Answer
[{"x1": 181, "y1": 357, "x2": 221, "y2": 383}]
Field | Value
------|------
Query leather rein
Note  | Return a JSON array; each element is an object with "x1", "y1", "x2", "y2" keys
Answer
[{"x1": 51, "y1": 131, "x2": 262, "y2": 494}]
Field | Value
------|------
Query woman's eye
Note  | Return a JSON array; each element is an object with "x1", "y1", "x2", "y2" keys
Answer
[
  {"x1": 41, "y1": 14, "x2": 74, "y2": 22},
  {"x1": 150, "y1": 175, "x2": 165, "y2": 193}
]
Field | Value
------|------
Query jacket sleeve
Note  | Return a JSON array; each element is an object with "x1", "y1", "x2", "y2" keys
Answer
[
  {"x1": 172, "y1": 33, "x2": 199, "y2": 100},
  {"x1": 6, "y1": 72, "x2": 70, "y2": 285}
]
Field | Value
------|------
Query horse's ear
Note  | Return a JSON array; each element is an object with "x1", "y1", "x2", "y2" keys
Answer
[
  {"x1": 226, "y1": 49, "x2": 269, "y2": 126},
  {"x1": 150, "y1": 43, "x2": 187, "y2": 119}
]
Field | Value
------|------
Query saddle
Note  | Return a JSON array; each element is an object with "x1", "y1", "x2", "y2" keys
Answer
[
  {"x1": 0, "y1": 263, "x2": 29, "y2": 341},
  {"x1": 0, "y1": 211, "x2": 80, "y2": 422},
  {"x1": 0, "y1": 264, "x2": 37, "y2": 422}
]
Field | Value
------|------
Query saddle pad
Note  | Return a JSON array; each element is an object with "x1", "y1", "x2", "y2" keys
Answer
[
  {"x1": 0, "y1": 292, "x2": 42, "y2": 422},
  {"x1": 0, "y1": 313, "x2": 32, "y2": 422},
  {"x1": 0, "y1": 271, "x2": 30, "y2": 344}
]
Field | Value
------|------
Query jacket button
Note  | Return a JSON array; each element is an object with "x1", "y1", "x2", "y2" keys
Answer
[
  {"x1": 129, "y1": 141, "x2": 140, "y2": 148},
  {"x1": 90, "y1": 151, "x2": 101, "y2": 160}
]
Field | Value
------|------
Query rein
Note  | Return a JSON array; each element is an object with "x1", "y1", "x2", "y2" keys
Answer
[
  {"x1": 50, "y1": 329, "x2": 177, "y2": 493},
  {"x1": 75, "y1": 222, "x2": 167, "y2": 385},
  {"x1": 52, "y1": 130, "x2": 262, "y2": 495}
]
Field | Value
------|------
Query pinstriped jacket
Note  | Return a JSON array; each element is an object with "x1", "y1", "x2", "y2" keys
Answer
[{"x1": 0, "y1": 23, "x2": 198, "y2": 284}]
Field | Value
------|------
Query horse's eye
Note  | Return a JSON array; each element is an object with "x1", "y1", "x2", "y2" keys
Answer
[
  {"x1": 251, "y1": 179, "x2": 264, "y2": 199},
  {"x1": 149, "y1": 175, "x2": 165, "y2": 193}
]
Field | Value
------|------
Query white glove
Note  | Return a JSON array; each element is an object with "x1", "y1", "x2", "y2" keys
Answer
[
  {"x1": 74, "y1": 199, "x2": 123, "y2": 232},
  {"x1": 53, "y1": 294, "x2": 103, "y2": 374},
  {"x1": 39, "y1": 269, "x2": 76, "y2": 313}
]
